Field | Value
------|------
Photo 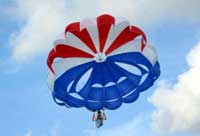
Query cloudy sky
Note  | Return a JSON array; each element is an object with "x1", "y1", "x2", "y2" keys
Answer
[{"x1": 0, "y1": 0, "x2": 200, "y2": 136}]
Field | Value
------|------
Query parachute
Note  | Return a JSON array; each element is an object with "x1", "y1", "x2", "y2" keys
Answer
[{"x1": 47, "y1": 14, "x2": 160, "y2": 111}]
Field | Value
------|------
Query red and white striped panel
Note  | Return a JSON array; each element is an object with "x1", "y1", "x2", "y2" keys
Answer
[{"x1": 47, "y1": 14, "x2": 158, "y2": 91}]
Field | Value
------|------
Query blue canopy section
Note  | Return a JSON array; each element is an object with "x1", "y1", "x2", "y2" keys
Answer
[{"x1": 53, "y1": 52, "x2": 160, "y2": 111}]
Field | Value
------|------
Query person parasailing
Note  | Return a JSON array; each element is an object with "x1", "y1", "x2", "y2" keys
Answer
[{"x1": 92, "y1": 110, "x2": 106, "y2": 128}]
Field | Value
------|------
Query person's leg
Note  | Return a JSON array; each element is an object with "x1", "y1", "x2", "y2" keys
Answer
[{"x1": 96, "y1": 119, "x2": 103, "y2": 128}]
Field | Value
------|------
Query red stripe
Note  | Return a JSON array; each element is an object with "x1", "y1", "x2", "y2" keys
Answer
[
  {"x1": 131, "y1": 26, "x2": 147, "y2": 51},
  {"x1": 47, "y1": 44, "x2": 94, "y2": 74},
  {"x1": 65, "y1": 22, "x2": 80, "y2": 33},
  {"x1": 65, "y1": 22, "x2": 97, "y2": 54},
  {"x1": 47, "y1": 49, "x2": 57, "y2": 74},
  {"x1": 105, "y1": 25, "x2": 147, "y2": 55},
  {"x1": 97, "y1": 14, "x2": 115, "y2": 52}
]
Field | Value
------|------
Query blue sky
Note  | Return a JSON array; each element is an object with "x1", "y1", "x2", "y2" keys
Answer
[{"x1": 1, "y1": 0, "x2": 200, "y2": 136}]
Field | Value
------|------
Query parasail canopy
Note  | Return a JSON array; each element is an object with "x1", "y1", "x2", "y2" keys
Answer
[{"x1": 47, "y1": 14, "x2": 160, "y2": 111}]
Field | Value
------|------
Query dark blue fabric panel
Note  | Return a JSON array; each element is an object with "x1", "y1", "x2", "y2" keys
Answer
[
  {"x1": 104, "y1": 61, "x2": 124, "y2": 82},
  {"x1": 52, "y1": 93, "x2": 65, "y2": 106},
  {"x1": 87, "y1": 87, "x2": 104, "y2": 101},
  {"x1": 101, "y1": 62, "x2": 116, "y2": 84},
  {"x1": 86, "y1": 101, "x2": 103, "y2": 111},
  {"x1": 109, "y1": 52, "x2": 152, "y2": 69},
  {"x1": 123, "y1": 61, "x2": 160, "y2": 103},
  {"x1": 116, "y1": 78, "x2": 138, "y2": 96},
  {"x1": 104, "y1": 85, "x2": 121, "y2": 100},
  {"x1": 152, "y1": 62, "x2": 161, "y2": 80},
  {"x1": 52, "y1": 52, "x2": 160, "y2": 111},
  {"x1": 122, "y1": 91, "x2": 140, "y2": 103},
  {"x1": 137, "y1": 61, "x2": 160, "y2": 92},
  {"x1": 113, "y1": 63, "x2": 141, "y2": 85},
  {"x1": 104, "y1": 99, "x2": 122, "y2": 110},
  {"x1": 67, "y1": 64, "x2": 94, "y2": 94},
  {"x1": 77, "y1": 69, "x2": 95, "y2": 98},
  {"x1": 53, "y1": 92, "x2": 84, "y2": 107},
  {"x1": 65, "y1": 95, "x2": 85, "y2": 107},
  {"x1": 91, "y1": 62, "x2": 114, "y2": 85},
  {"x1": 90, "y1": 63, "x2": 104, "y2": 85},
  {"x1": 54, "y1": 61, "x2": 94, "y2": 94}
]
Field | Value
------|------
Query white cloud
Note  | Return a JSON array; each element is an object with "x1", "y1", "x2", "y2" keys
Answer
[
  {"x1": 22, "y1": 123, "x2": 59, "y2": 136},
  {"x1": 11, "y1": 0, "x2": 69, "y2": 61},
  {"x1": 83, "y1": 114, "x2": 154, "y2": 136},
  {"x1": 24, "y1": 130, "x2": 32, "y2": 136},
  {"x1": 100, "y1": 0, "x2": 200, "y2": 25},
  {"x1": 10, "y1": 0, "x2": 101, "y2": 62},
  {"x1": 10, "y1": 0, "x2": 200, "y2": 61},
  {"x1": 149, "y1": 41, "x2": 200, "y2": 134}
]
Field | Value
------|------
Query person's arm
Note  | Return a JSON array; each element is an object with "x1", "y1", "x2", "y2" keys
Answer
[
  {"x1": 103, "y1": 112, "x2": 106, "y2": 120},
  {"x1": 100, "y1": 113, "x2": 105, "y2": 120},
  {"x1": 92, "y1": 113, "x2": 96, "y2": 121}
]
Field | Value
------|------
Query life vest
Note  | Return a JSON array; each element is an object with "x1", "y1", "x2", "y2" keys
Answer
[{"x1": 97, "y1": 113, "x2": 102, "y2": 120}]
